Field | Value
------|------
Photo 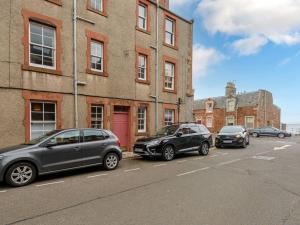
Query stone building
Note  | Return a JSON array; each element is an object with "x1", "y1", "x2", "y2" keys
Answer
[
  {"x1": 193, "y1": 82, "x2": 281, "y2": 133},
  {"x1": 0, "y1": 0, "x2": 194, "y2": 149}
]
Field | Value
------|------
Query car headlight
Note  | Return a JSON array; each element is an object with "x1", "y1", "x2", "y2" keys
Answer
[
  {"x1": 147, "y1": 140, "x2": 161, "y2": 147},
  {"x1": 0, "y1": 155, "x2": 4, "y2": 160},
  {"x1": 236, "y1": 134, "x2": 241, "y2": 138}
]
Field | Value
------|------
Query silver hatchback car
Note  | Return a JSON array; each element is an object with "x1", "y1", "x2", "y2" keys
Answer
[{"x1": 0, "y1": 129, "x2": 122, "y2": 187}]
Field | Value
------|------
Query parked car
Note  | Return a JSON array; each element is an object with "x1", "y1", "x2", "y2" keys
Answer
[
  {"x1": 133, "y1": 123, "x2": 213, "y2": 161},
  {"x1": 215, "y1": 126, "x2": 250, "y2": 148},
  {"x1": 0, "y1": 128, "x2": 122, "y2": 187},
  {"x1": 249, "y1": 127, "x2": 292, "y2": 138}
]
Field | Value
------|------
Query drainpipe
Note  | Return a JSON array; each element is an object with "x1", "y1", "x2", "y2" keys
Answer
[
  {"x1": 73, "y1": 0, "x2": 78, "y2": 128},
  {"x1": 155, "y1": 0, "x2": 159, "y2": 132}
]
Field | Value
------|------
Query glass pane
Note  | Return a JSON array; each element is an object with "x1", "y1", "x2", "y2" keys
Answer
[
  {"x1": 31, "y1": 123, "x2": 44, "y2": 131},
  {"x1": 44, "y1": 113, "x2": 55, "y2": 121},
  {"x1": 49, "y1": 131, "x2": 80, "y2": 145},
  {"x1": 31, "y1": 112, "x2": 43, "y2": 121},
  {"x1": 44, "y1": 57, "x2": 54, "y2": 67},
  {"x1": 43, "y1": 26, "x2": 54, "y2": 38},
  {"x1": 44, "y1": 103, "x2": 55, "y2": 112},
  {"x1": 30, "y1": 23, "x2": 43, "y2": 35},
  {"x1": 43, "y1": 36, "x2": 54, "y2": 48},
  {"x1": 43, "y1": 47, "x2": 53, "y2": 58},
  {"x1": 43, "y1": 123, "x2": 56, "y2": 131},
  {"x1": 91, "y1": 42, "x2": 102, "y2": 57},
  {"x1": 31, "y1": 131, "x2": 44, "y2": 140},
  {"x1": 139, "y1": 5, "x2": 146, "y2": 17},
  {"x1": 30, "y1": 33, "x2": 43, "y2": 45},
  {"x1": 83, "y1": 130, "x2": 104, "y2": 142},
  {"x1": 166, "y1": 19, "x2": 173, "y2": 33},
  {"x1": 30, "y1": 44, "x2": 42, "y2": 55},
  {"x1": 30, "y1": 54, "x2": 42, "y2": 65},
  {"x1": 31, "y1": 102, "x2": 43, "y2": 112}
]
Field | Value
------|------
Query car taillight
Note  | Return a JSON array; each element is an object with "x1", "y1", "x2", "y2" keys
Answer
[{"x1": 116, "y1": 139, "x2": 121, "y2": 147}]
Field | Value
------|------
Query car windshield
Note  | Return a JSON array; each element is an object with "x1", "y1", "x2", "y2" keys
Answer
[
  {"x1": 220, "y1": 126, "x2": 243, "y2": 133},
  {"x1": 27, "y1": 130, "x2": 61, "y2": 145},
  {"x1": 156, "y1": 125, "x2": 179, "y2": 136}
]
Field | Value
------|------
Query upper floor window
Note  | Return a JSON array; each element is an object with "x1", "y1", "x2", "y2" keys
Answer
[
  {"x1": 206, "y1": 102, "x2": 213, "y2": 113},
  {"x1": 165, "y1": 18, "x2": 175, "y2": 46},
  {"x1": 90, "y1": 0, "x2": 103, "y2": 12},
  {"x1": 226, "y1": 99, "x2": 236, "y2": 112},
  {"x1": 30, "y1": 22, "x2": 56, "y2": 69},
  {"x1": 138, "y1": 54, "x2": 147, "y2": 81},
  {"x1": 164, "y1": 62, "x2": 175, "y2": 90},
  {"x1": 164, "y1": 109, "x2": 175, "y2": 126},
  {"x1": 138, "y1": 4, "x2": 147, "y2": 30},
  {"x1": 91, "y1": 104, "x2": 104, "y2": 129},
  {"x1": 226, "y1": 116, "x2": 235, "y2": 126},
  {"x1": 91, "y1": 41, "x2": 103, "y2": 72},
  {"x1": 30, "y1": 101, "x2": 56, "y2": 140},
  {"x1": 137, "y1": 107, "x2": 147, "y2": 133}
]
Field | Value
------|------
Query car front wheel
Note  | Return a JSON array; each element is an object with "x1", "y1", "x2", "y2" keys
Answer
[
  {"x1": 278, "y1": 133, "x2": 285, "y2": 139},
  {"x1": 162, "y1": 145, "x2": 175, "y2": 161},
  {"x1": 252, "y1": 133, "x2": 259, "y2": 138},
  {"x1": 5, "y1": 162, "x2": 37, "y2": 187},
  {"x1": 199, "y1": 142, "x2": 209, "y2": 156},
  {"x1": 103, "y1": 152, "x2": 119, "y2": 170}
]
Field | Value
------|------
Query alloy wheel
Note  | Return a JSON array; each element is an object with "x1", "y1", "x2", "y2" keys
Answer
[
  {"x1": 105, "y1": 154, "x2": 119, "y2": 170},
  {"x1": 164, "y1": 146, "x2": 175, "y2": 161},
  {"x1": 201, "y1": 143, "x2": 209, "y2": 155},
  {"x1": 10, "y1": 166, "x2": 33, "y2": 185}
]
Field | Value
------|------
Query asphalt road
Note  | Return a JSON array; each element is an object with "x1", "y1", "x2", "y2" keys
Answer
[{"x1": 1, "y1": 137, "x2": 300, "y2": 225}]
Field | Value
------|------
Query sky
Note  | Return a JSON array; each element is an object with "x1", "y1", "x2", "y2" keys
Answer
[{"x1": 169, "y1": 0, "x2": 300, "y2": 124}]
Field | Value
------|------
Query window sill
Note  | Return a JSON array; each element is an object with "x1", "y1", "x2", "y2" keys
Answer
[
  {"x1": 163, "y1": 42, "x2": 178, "y2": 51},
  {"x1": 87, "y1": 8, "x2": 108, "y2": 17},
  {"x1": 136, "y1": 79, "x2": 150, "y2": 85},
  {"x1": 163, "y1": 88, "x2": 177, "y2": 94},
  {"x1": 136, "y1": 132, "x2": 149, "y2": 136},
  {"x1": 136, "y1": 27, "x2": 151, "y2": 35},
  {"x1": 22, "y1": 65, "x2": 62, "y2": 76},
  {"x1": 86, "y1": 69, "x2": 109, "y2": 77},
  {"x1": 45, "y1": 0, "x2": 62, "y2": 6}
]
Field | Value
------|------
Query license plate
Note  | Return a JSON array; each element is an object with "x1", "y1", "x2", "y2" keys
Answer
[
  {"x1": 134, "y1": 148, "x2": 144, "y2": 153},
  {"x1": 223, "y1": 140, "x2": 233, "y2": 143}
]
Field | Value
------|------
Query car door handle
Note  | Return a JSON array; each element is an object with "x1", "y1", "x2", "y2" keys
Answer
[{"x1": 73, "y1": 147, "x2": 80, "y2": 151}]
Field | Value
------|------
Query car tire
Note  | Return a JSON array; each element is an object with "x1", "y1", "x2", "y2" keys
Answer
[
  {"x1": 199, "y1": 142, "x2": 209, "y2": 156},
  {"x1": 246, "y1": 136, "x2": 250, "y2": 145},
  {"x1": 5, "y1": 162, "x2": 37, "y2": 187},
  {"x1": 278, "y1": 133, "x2": 285, "y2": 139},
  {"x1": 162, "y1": 145, "x2": 175, "y2": 161},
  {"x1": 103, "y1": 152, "x2": 119, "y2": 170},
  {"x1": 252, "y1": 133, "x2": 259, "y2": 138}
]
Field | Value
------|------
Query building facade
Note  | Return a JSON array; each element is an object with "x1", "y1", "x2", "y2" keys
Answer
[
  {"x1": 193, "y1": 83, "x2": 281, "y2": 133},
  {"x1": 0, "y1": 0, "x2": 194, "y2": 149}
]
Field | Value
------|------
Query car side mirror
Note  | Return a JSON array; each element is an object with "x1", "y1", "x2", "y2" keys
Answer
[{"x1": 176, "y1": 132, "x2": 183, "y2": 137}]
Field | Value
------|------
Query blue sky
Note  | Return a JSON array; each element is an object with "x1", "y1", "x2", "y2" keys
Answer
[{"x1": 170, "y1": 0, "x2": 300, "y2": 123}]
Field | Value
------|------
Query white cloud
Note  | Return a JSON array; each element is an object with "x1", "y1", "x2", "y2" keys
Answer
[
  {"x1": 232, "y1": 36, "x2": 268, "y2": 56},
  {"x1": 193, "y1": 44, "x2": 226, "y2": 77},
  {"x1": 197, "y1": 0, "x2": 300, "y2": 55}
]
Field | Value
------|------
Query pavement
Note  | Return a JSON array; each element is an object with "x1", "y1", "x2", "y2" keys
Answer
[{"x1": 1, "y1": 136, "x2": 300, "y2": 225}]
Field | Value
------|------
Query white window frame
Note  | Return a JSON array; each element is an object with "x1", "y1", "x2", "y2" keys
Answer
[
  {"x1": 165, "y1": 18, "x2": 175, "y2": 46},
  {"x1": 226, "y1": 116, "x2": 235, "y2": 126},
  {"x1": 137, "y1": 107, "x2": 147, "y2": 133},
  {"x1": 164, "y1": 109, "x2": 175, "y2": 126},
  {"x1": 91, "y1": 104, "x2": 104, "y2": 129},
  {"x1": 164, "y1": 62, "x2": 175, "y2": 90},
  {"x1": 29, "y1": 22, "x2": 56, "y2": 70},
  {"x1": 226, "y1": 99, "x2": 236, "y2": 112},
  {"x1": 206, "y1": 116, "x2": 213, "y2": 128},
  {"x1": 138, "y1": 54, "x2": 147, "y2": 81},
  {"x1": 90, "y1": 40, "x2": 104, "y2": 72},
  {"x1": 206, "y1": 102, "x2": 214, "y2": 113},
  {"x1": 245, "y1": 116, "x2": 255, "y2": 129},
  {"x1": 90, "y1": 0, "x2": 103, "y2": 12},
  {"x1": 30, "y1": 101, "x2": 56, "y2": 140},
  {"x1": 138, "y1": 4, "x2": 147, "y2": 30}
]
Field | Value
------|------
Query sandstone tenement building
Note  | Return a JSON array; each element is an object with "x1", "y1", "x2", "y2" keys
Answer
[
  {"x1": 193, "y1": 82, "x2": 281, "y2": 133},
  {"x1": 0, "y1": 0, "x2": 193, "y2": 149}
]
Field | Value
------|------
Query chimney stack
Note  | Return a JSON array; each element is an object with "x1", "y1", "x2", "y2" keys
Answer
[
  {"x1": 225, "y1": 82, "x2": 236, "y2": 97},
  {"x1": 159, "y1": 0, "x2": 169, "y2": 9}
]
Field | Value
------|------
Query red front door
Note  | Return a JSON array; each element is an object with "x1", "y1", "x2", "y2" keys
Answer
[{"x1": 113, "y1": 112, "x2": 129, "y2": 149}]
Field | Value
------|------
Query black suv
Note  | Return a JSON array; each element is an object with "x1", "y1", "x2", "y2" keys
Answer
[{"x1": 133, "y1": 123, "x2": 213, "y2": 161}]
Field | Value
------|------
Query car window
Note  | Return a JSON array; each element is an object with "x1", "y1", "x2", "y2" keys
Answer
[
  {"x1": 199, "y1": 125, "x2": 210, "y2": 133},
  {"x1": 83, "y1": 130, "x2": 105, "y2": 142},
  {"x1": 178, "y1": 127, "x2": 190, "y2": 135},
  {"x1": 190, "y1": 126, "x2": 200, "y2": 134},
  {"x1": 47, "y1": 130, "x2": 80, "y2": 146}
]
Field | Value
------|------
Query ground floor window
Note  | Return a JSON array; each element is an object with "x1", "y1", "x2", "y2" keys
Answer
[
  {"x1": 164, "y1": 109, "x2": 175, "y2": 126},
  {"x1": 91, "y1": 104, "x2": 104, "y2": 129},
  {"x1": 30, "y1": 101, "x2": 56, "y2": 139},
  {"x1": 226, "y1": 116, "x2": 235, "y2": 126},
  {"x1": 206, "y1": 116, "x2": 213, "y2": 128},
  {"x1": 245, "y1": 116, "x2": 255, "y2": 129},
  {"x1": 137, "y1": 107, "x2": 147, "y2": 133}
]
